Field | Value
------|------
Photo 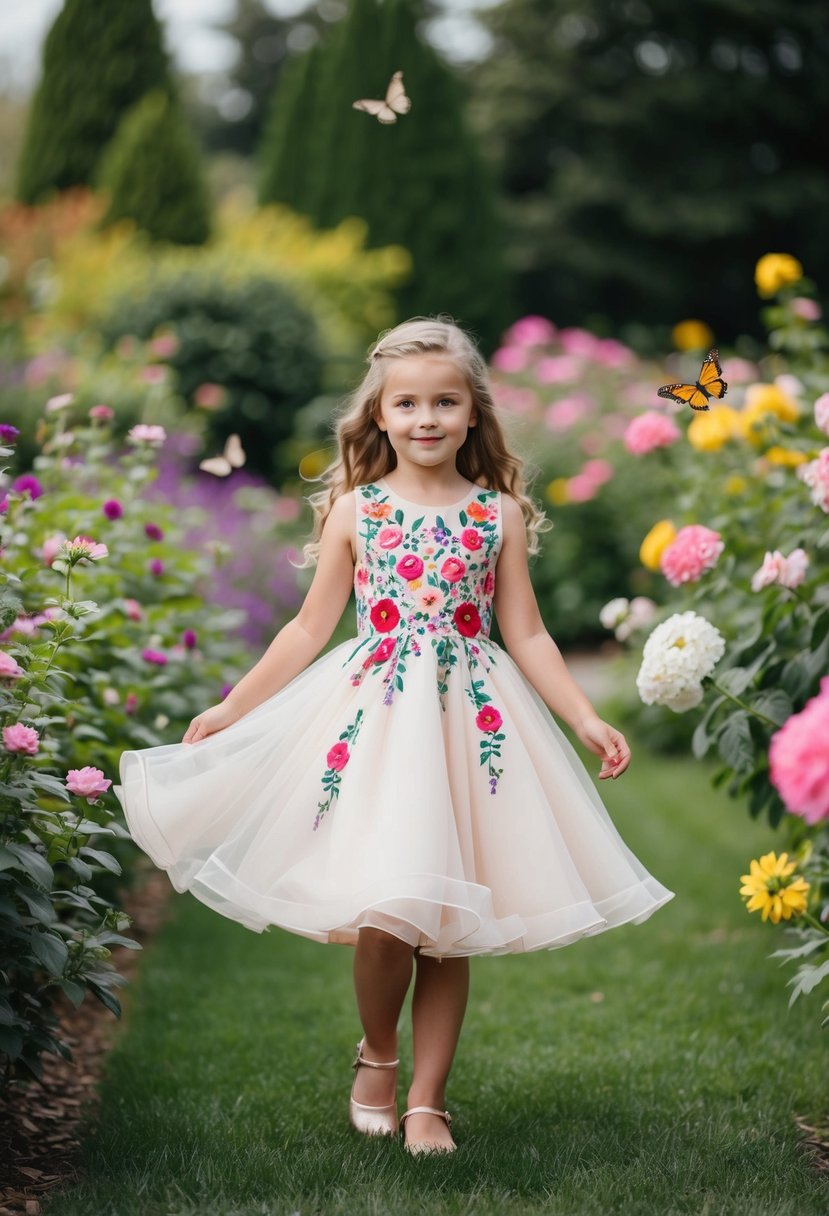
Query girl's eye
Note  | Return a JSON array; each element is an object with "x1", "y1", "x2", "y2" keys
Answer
[{"x1": 395, "y1": 398, "x2": 457, "y2": 408}]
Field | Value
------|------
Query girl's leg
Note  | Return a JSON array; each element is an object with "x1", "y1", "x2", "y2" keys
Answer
[
  {"x1": 351, "y1": 927, "x2": 414, "y2": 1108},
  {"x1": 404, "y1": 953, "x2": 470, "y2": 1149}
]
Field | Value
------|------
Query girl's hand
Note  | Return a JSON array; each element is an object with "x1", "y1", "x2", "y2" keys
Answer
[
  {"x1": 181, "y1": 701, "x2": 242, "y2": 744},
  {"x1": 574, "y1": 714, "x2": 630, "y2": 780}
]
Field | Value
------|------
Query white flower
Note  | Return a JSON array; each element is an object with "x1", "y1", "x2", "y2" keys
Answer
[
  {"x1": 636, "y1": 611, "x2": 725, "y2": 713},
  {"x1": 45, "y1": 393, "x2": 74, "y2": 414},
  {"x1": 599, "y1": 597, "x2": 629, "y2": 630}
]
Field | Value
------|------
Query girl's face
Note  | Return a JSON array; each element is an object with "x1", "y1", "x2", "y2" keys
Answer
[{"x1": 375, "y1": 354, "x2": 477, "y2": 473}]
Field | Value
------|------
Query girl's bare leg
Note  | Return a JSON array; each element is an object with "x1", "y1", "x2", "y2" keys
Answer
[
  {"x1": 351, "y1": 927, "x2": 414, "y2": 1108},
  {"x1": 404, "y1": 953, "x2": 470, "y2": 1150}
]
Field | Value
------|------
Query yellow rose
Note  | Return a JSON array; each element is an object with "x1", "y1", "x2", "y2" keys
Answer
[
  {"x1": 687, "y1": 406, "x2": 741, "y2": 452},
  {"x1": 754, "y1": 253, "x2": 803, "y2": 297},
  {"x1": 640, "y1": 520, "x2": 676, "y2": 571},
  {"x1": 764, "y1": 446, "x2": 809, "y2": 468},
  {"x1": 739, "y1": 384, "x2": 801, "y2": 447},
  {"x1": 671, "y1": 320, "x2": 714, "y2": 352},
  {"x1": 545, "y1": 478, "x2": 569, "y2": 506}
]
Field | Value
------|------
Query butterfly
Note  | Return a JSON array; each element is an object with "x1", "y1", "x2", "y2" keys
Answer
[
  {"x1": 352, "y1": 70, "x2": 411, "y2": 124},
  {"x1": 199, "y1": 433, "x2": 246, "y2": 476},
  {"x1": 657, "y1": 348, "x2": 728, "y2": 412}
]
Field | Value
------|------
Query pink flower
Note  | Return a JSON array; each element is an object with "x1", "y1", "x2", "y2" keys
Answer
[
  {"x1": 13, "y1": 474, "x2": 44, "y2": 501},
  {"x1": 127, "y1": 424, "x2": 166, "y2": 446},
  {"x1": 483, "y1": 570, "x2": 495, "y2": 596},
  {"x1": 183, "y1": 629, "x2": 197, "y2": 649},
  {"x1": 142, "y1": 648, "x2": 167, "y2": 665},
  {"x1": 0, "y1": 651, "x2": 25, "y2": 680},
  {"x1": 558, "y1": 328, "x2": 602, "y2": 359},
  {"x1": 769, "y1": 676, "x2": 829, "y2": 824},
  {"x1": 149, "y1": 333, "x2": 179, "y2": 358},
  {"x1": 89, "y1": 404, "x2": 114, "y2": 422},
  {"x1": 125, "y1": 692, "x2": 138, "y2": 715},
  {"x1": 61, "y1": 536, "x2": 109, "y2": 564},
  {"x1": 581, "y1": 459, "x2": 614, "y2": 485},
  {"x1": 3, "y1": 724, "x2": 39, "y2": 755},
  {"x1": 567, "y1": 474, "x2": 598, "y2": 503},
  {"x1": 461, "y1": 528, "x2": 483, "y2": 551},
  {"x1": 144, "y1": 522, "x2": 164, "y2": 541},
  {"x1": 441, "y1": 556, "x2": 466, "y2": 583},
  {"x1": 503, "y1": 316, "x2": 556, "y2": 347},
  {"x1": 454, "y1": 602, "x2": 481, "y2": 638},
  {"x1": 491, "y1": 345, "x2": 530, "y2": 373},
  {"x1": 624, "y1": 411, "x2": 682, "y2": 455},
  {"x1": 194, "y1": 383, "x2": 226, "y2": 410},
  {"x1": 149, "y1": 558, "x2": 165, "y2": 576},
  {"x1": 41, "y1": 534, "x2": 66, "y2": 566},
  {"x1": 751, "y1": 549, "x2": 809, "y2": 592},
  {"x1": 65, "y1": 766, "x2": 112, "y2": 800},
  {"x1": 102, "y1": 498, "x2": 123, "y2": 520},
  {"x1": 370, "y1": 599, "x2": 400, "y2": 632},
  {"x1": 378, "y1": 525, "x2": 403, "y2": 549},
  {"x1": 123, "y1": 598, "x2": 143, "y2": 621},
  {"x1": 796, "y1": 448, "x2": 829, "y2": 512},
  {"x1": 534, "y1": 355, "x2": 581, "y2": 385},
  {"x1": 417, "y1": 587, "x2": 445, "y2": 614},
  {"x1": 544, "y1": 394, "x2": 593, "y2": 432},
  {"x1": 814, "y1": 394, "x2": 829, "y2": 437},
  {"x1": 365, "y1": 636, "x2": 396, "y2": 665},
  {"x1": 660, "y1": 525, "x2": 725, "y2": 586},
  {"x1": 356, "y1": 566, "x2": 369, "y2": 586},
  {"x1": 594, "y1": 338, "x2": 635, "y2": 369},
  {"x1": 140, "y1": 364, "x2": 167, "y2": 385},
  {"x1": 45, "y1": 393, "x2": 74, "y2": 414},
  {"x1": 397, "y1": 554, "x2": 424, "y2": 580},
  {"x1": 475, "y1": 705, "x2": 503, "y2": 732},
  {"x1": 790, "y1": 297, "x2": 821, "y2": 321},
  {"x1": 326, "y1": 741, "x2": 350, "y2": 772}
]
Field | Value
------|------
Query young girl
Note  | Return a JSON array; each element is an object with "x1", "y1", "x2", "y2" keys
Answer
[{"x1": 115, "y1": 317, "x2": 674, "y2": 1156}]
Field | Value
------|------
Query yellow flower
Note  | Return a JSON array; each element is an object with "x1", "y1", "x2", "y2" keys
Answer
[
  {"x1": 672, "y1": 319, "x2": 714, "y2": 352},
  {"x1": 764, "y1": 446, "x2": 809, "y2": 468},
  {"x1": 687, "y1": 405, "x2": 741, "y2": 452},
  {"x1": 545, "y1": 478, "x2": 569, "y2": 506},
  {"x1": 408, "y1": 578, "x2": 422, "y2": 590},
  {"x1": 738, "y1": 384, "x2": 801, "y2": 447},
  {"x1": 724, "y1": 474, "x2": 747, "y2": 495},
  {"x1": 739, "y1": 851, "x2": 810, "y2": 924},
  {"x1": 639, "y1": 520, "x2": 676, "y2": 571},
  {"x1": 755, "y1": 253, "x2": 804, "y2": 297}
]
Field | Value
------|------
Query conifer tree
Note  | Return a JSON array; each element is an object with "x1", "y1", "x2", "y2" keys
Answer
[
  {"x1": 16, "y1": 0, "x2": 173, "y2": 204},
  {"x1": 258, "y1": 47, "x2": 321, "y2": 211},
  {"x1": 97, "y1": 91, "x2": 211, "y2": 245}
]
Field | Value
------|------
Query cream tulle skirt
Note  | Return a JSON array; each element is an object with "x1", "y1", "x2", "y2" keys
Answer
[{"x1": 114, "y1": 636, "x2": 674, "y2": 957}]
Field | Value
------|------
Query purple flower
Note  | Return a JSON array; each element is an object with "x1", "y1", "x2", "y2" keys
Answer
[
  {"x1": 145, "y1": 522, "x2": 164, "y2": 541},
  {"x1": 182, "y1": 629, "x2": 197, "y2": 649},
  {"x1": 0, "y1": 424, "x2": 20, "y2": 444},
  {"x1": 149, "y1": 558, "x2": 164, "y2": 576},
  {"x1": 102, "y1": 498, "x2": 123, "y2": 520},
  {"x1": 141, "y1": 648, "x2": 167, "y2": 665},
  {"x1": 13, "y1": 474, "x2": 44, "y2": 501}
]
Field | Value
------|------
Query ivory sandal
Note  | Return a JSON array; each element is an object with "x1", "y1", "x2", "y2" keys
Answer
[
  {"x1": 399, "y1": 1105, "x2": 455, "y2": 1155},
  {"x1": 348, "y1": 1037, "x2": 400, "y2": 1137}
]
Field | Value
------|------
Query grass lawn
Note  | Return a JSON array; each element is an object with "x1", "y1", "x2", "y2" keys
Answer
[{"x1": 45, "y1": 725, "x2": 829, "y2": 1216}]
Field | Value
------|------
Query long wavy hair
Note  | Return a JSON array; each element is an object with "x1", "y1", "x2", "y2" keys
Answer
[{"x1": 296, "y1": 316, "x2": 550, "y2": 567}]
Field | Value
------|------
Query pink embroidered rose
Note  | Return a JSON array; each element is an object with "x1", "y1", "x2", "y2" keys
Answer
[
  {"x1": 356, "y1": 565, "x2": 369, "y2": 586},
  {"x1": 659, "y1": 525, "x2": 724, "y2": 587},
  {"x1": 461, "y1": 528, "x2": 483, "y2": 551},
  {"x1": 397, "y1": 553, "x2": 425, "y2": 581},
  {"x1": 441, "y1": 556, "x2": 466, "y2": 583},
  {"x1": 367, "y1": 637, "x2": 396, "y2": 664},
  {"x1": 3, "y1": 724, "x2": 40, "y2": 755},
  {"x1": 378, "y1": 525, "x2": 403, "y2": 549},
  {"x1": 65, "y1": 766, "x2": 112, "y2": 800},
  {"x1": 483, "y1": 569, "x2": 495, "y2": 596},
  {"x1": 475, "y1": 706, "x2": 503, "y2": 733},
  {"x1": 454, "y1": 602, "x2": 481, "y2": 638},
  {"x1": 326, "y1": 741, "x2": 350, "y2": 772},
  {"x1": 769, "y1": 675, "x2": 829, "y2": 824},
  {"x1": 370, "y1": 599, "x2": 400, "y2": 632}
]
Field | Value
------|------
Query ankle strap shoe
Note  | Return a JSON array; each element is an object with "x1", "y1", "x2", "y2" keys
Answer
[{"x1": 348, "y1": 1037, "x2": 400, "y2": 1137}]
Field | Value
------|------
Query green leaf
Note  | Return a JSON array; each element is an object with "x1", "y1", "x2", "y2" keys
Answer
[
  {"x1": 748, "y1": 689, "x2": 793, "y2": 727},
  {"x1": 0, "y1": 1026, "x2": 23, "y2": 1059},
  {"x1": 18, "y1": 887, "x2": 56, "y2": 924},
  {"x1": 79, "y1": 847, "x2": 122, "y2": 875},
  {"x1": 436, "y1": 515, "x2": 446, "y2": 531},
  {"x1": 394, "y1": 508, "x2": 404, "y2": 524},
  {"x1": 86, "y1": 980, "x2": 122, "y2": 1018},
  {"x1": 59, "y1": 979, "x2": 86, "y2": 1008},
  {"x1": 30, "y1": 931, "x2": 68, "y2": 976},
  {"x1": 411, "y1": 515, "x2": 424, "y2": 531},
  {"x1": 717, "y1": 714, "x2": 755, "y2": 774},
  {"x1": 5, "y1": 842, "x2": 54, "y2": 888},
  {"x1": 459, "y1": 510, "x2": 467, "y2": 526}
]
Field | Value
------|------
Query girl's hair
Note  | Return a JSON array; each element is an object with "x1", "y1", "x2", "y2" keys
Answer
[{"x1": 297, "y1": 315, "x2": 550, "y2": 567}]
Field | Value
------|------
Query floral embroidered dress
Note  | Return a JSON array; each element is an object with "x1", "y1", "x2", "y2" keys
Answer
[{"x1": 115, "y1": 479, "x2": 674, "y2": 957}]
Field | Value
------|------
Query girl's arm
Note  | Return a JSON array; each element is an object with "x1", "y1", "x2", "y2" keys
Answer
[
  {"x1": 493, "y1": 494, "x2": 630, "y2": 779},
  {"x1": 221, "y1": 492, "x2": 357, "y2": 720}
]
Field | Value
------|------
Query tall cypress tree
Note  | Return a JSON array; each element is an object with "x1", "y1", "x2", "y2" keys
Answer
[
  {"x1": 96, "y1": 91, "x2": 211, "y2": 245},
  {"x1": 16, "y1": 0, "x2": 174, "y2": 204},
  {"x1": 258, "y1": 47, "x2": 321, "y2": 211},
  {"x1": 257, "y1": 0, "x2": 510, "y2": 351}
]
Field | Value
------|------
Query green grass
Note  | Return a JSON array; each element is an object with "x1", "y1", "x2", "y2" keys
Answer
[{"x1": 45, "y1": 726, "x2": 829, "y2": 1216}]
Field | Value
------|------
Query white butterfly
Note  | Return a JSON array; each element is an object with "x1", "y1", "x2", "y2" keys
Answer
[
  {"x1": 198, "y1": 433, "x2": 246, "y2": 477},
  {"x1": 352, "y1": 70, "x2": 411, "y2": 124}
]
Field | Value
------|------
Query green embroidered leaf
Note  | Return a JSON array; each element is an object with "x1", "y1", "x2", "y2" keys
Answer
[
  {"x1": 459, "y1": 511, "x2": 468, "y2": 526},
  {"x1": 395, "y1": 508, "x2": 404, "y2": 524},
  {"x1": 436, "y1": 515, "x2": 447, "y2": 531},
  {"x1": 412, "y1": 515, "x2": 424, "y2": 531}
]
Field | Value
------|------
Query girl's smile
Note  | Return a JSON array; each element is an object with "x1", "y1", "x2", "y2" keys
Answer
[{"x1": 374, "y1": 354, "x2": 477, "y2": 480}]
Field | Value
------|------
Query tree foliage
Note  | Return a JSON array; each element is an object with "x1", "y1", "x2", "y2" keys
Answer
[
  {"x1": 471, "y1": 0, "x2": 829, "y2": 341},
  {"x1": 16, "y1": 0, "x2": 173, "y2": 204}
]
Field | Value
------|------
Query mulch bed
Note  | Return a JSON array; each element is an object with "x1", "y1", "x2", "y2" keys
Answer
[{"x1": 0, "y1": 865, "x2": 173, "y2": 1216}]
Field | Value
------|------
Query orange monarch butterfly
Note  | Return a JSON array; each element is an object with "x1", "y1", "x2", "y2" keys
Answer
[
  {"x1": 657, "y1": 348, "x2": 728, "y2": 412},
  {"x1": 352, "y1": 70, "x2": 411, "y2": 124}
]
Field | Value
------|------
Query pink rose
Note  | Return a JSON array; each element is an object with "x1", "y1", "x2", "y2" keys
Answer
[
  {"x1": 326, "y1": 741, "x2": 350, "y2": 772},
  {"x1": 441, "y1": 556, "x2": 466, "y2": 583},
  {"x1": 751, "y1": 549, "x2": 809, "y2": 592},
  {"x1": 3, "y1": 724, "x2": 40, "y2": 755},
  {"x1": 769, "y1": 676, "x2": 829, "y2": 824},
  {"x1": 503, "y1": 315, "x2": 556, "y2": 347},
  {"x1": 797, "y1": 448, "x2": 829, "y2": 512},
  {"x1": 624, "y1": 411, "x2": 682, "y2": 455},
  {"x1": 660, "y1": 525, "x2": 724, "y2": 587},
  {"x1": 483, "y1": 570, "x2": 495, "y2": 596},
  {"x1": 0, "y1": 652, "x2": 25, "y2": 680},
  {"x1": 815, "y1": 393, "x2": 829, "y2": 437},
  {"x1": 397, "y1": 553, "x2": 424, "y2": 580},
  {"x1": 366, "y1": 637, "x2": 396, "y2": 665},
  {"x1": 65, "y1": 766, "x2": 112, "y2": 800},
  {"x1": 475, "y1": 706, "x2": 503, "y2": 733},
  {"x1": 461, "y1": 528, "x2": 483, "y2": 551},
  {"x1": 378, "y1": 525, "x2": 404, "y2": 549}
]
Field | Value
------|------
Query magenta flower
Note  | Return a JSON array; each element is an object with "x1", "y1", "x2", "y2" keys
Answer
[
  {"x1": 65, "y1": 766, "x2": 112, "y2": 800},
  {"x1": 454, "y1": 602, "x2": 481, "y2": 638},
  {"x1": 3, "y1": 724, "x2": 40, "y2": 755},
  {"x1": 125, "y1": 692, "x2": 139, "y2": 715},
  {"x1": 182, "y1": 629, "x2": 197, "y2": 649},
  {"x1": 0, "y1": 652, "x2": 25, "y2": 680},
  {"x1": 483, "y1": 569, "x2": 495, "y2": 596},
  {"x1": 102, "y1": 499, "x2": 123, "y2": 520},
  {"x1": 326, "y1": 741, "x2": 350, "y2": 772},
  {"x1": 378, "y1": 525, "x2": 404, "y2": 549},
  {"x1": 149, "y1": 558, "x2": 165, "y2": 576},
  {"x1": 660, "y1": 525, "x2": 724, "y2": 587},
  {"x1": 397, "y1": 553, "x2": 424, "y2": 580},
  {"x1": 0, "y1": 424, "x2": 20, "y2": 444},
  {"x1": 12, "y1": 474, "x2": 44, "y2": 501},
  {"x1": 624, "y1": 411, "x2": 682, "y2": 455},
  {"x1": 475, "y1": 706, "x2": 503, "y2": 733},
  {"x1": 370, "y1": 599, "x2": 400, "y2": 633},
  {"x1": 366, "y1": 636, "x2": 395, "y2": 665},
  {"x1": 461, "y1": 528, "x2": 483, "y2": 551},
  {"x1": 144, "y1": 522, "x2": 164, "y2": 541},
  {"x1": 441, "y1": 556, "x2": 466, "y2": 583},
  {"x1": 769, "y1": 676, "x2": 829, "y2": 824},
  {"x1": 142, "y1": 649, "x2": 167, "y2": 665},
  {"x1": 89, "y1": 404, "x2": 114, "y2": 422}
]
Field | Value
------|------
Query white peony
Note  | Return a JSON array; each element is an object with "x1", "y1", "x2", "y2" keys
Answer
[{"x1": 636, "y1": 611, "x2": 726, "y2": 713}]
